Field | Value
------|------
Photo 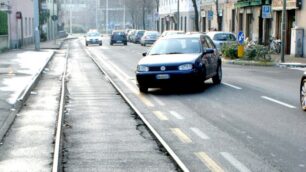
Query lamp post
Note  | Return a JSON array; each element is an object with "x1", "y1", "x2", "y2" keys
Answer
[
  {"x1": 281, "y1": 0, "x2": 286, "y2": 62},
  {"x1": 177, "y1": 0, "x2": 180, "y2": 30}
]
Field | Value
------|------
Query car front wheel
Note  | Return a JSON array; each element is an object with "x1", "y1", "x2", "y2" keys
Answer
[
  {"x1": 300, "y1": 78, "x2": 306, "y2": 111},
  {"x1": 212, "y1": 65, "x2": 222, "y2": 84}
]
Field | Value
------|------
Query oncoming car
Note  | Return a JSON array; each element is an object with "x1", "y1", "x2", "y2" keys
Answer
[
  {"x1": 85, "y1": 31, "x2": 102, "y2": 46},
  {"x1": 136, "y1": 34, "x2": 222, "y2": 93}
]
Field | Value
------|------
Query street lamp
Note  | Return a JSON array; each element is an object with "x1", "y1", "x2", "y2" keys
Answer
[{"x1": 0, "y1": 2, "x2": 11, "y2": 49}]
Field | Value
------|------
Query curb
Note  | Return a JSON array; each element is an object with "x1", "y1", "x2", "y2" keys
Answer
[
  {"x1": 222, "y1": 59, "x2": 276, "y2": 66},
  {"x1": 0, "y1": 51, "x2": 55, "y2": 142},
  {"x1": 277, "y1": 63, "x2": 306, "y2": 68}
]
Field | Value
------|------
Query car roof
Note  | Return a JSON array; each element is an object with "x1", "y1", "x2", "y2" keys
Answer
[
  {"x1": 161, "y1": 33, "x2": 204, "y2": 40},
  {"x1": 206, "y1": 31, "x2": 236, "y2": 36}
]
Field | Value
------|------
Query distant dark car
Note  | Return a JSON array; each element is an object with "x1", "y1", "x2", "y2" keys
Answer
[
  {"x1": 136, "y1": 34, "x2": 222, "y2": 93},
  {"x1": 85, "y1": 31, "x2": 102, "y2": 46},
  {"x1": 300, "y1": 73, "x2": 306, "y2": 111},
  {"x1": 110, "y1": 31, "x2": 127, "y2": 45}
]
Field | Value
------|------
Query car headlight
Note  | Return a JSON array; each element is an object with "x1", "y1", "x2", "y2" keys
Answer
[
  {"x1": 178, "y1": 64, "x2": 193, "y2": 70},
  {"x1": 137, "y1": 65, "x2": 149, "y2": 72}
]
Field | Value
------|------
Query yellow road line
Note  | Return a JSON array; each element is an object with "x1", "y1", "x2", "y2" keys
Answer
[
  {"x1": 195, "y1": 152, "x2": 224, "y2": 172},
  {"x1": 138, "y1": 94, "x2": 154, "y2": 107},
  {"x1": 170, "y1": 128, "x2": 192, "y2": 143},
  {"x1": 153, "y1": 111, "x2": 168, "y2": 121}
]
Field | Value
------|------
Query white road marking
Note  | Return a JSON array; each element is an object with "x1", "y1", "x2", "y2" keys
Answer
[
  {"x1": 169, "y1": 111, "x2": 184, "y2": 120},
  {"x1": 222, "y1": 82, "x2": 242, "y2": 90},
  {"x1": 190, "y1": 127, "x2": 210, "y2": 140},
  {"x1": 220, "y1": 152, "x2": 251, "y2": 172},
  {"x1": 150, "y1": 95, "x2": 166, "y2": 106},
  {"x1": 261, "y1": 96, "x2": 296, "y2": 109}
]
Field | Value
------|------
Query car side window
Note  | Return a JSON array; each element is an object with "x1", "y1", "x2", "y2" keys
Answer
[
  {"x1": 205, "y1": 36, "x2": 216, "y2": 49},
  {"x1": 201, "y1": 36, "x2": 210, "y2": 49}
]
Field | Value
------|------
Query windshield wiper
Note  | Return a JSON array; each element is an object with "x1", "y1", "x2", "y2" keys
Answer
[{"x1": 165, "y1": 52, "x2": 184, "y2": 54}]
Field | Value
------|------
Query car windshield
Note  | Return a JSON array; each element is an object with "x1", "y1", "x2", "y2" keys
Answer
[
  {"x1": 213, "y1": 33, "x2": 236, "y2": 41},
  {"x1": 149, "y1": 38, "x2": 201, "y2": 55},
  {"x1": 87, "y1": 32, "x2": 100, "y2": 37}
]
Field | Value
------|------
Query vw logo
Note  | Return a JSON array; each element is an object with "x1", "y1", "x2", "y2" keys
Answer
[{"x1": 160, "y1": 66, "x2": 166, "y2": 71}]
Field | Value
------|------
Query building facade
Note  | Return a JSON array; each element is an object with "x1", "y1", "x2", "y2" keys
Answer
[
  {"x1": 159, "y1": 0, "x2": 200, "y2": 33},
  {"x1": 0, "y1": 0, "x2": 34, "y2": 49}
]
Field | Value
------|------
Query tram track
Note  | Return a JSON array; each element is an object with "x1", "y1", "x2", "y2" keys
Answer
[{"x1": 51, "y1": 40, "x2": 189, "y2": 171}]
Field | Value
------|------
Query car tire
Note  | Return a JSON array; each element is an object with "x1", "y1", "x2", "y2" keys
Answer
[
  {"x1": 300, "y1": 78, "x2": 306, "y2": 111},
  {"x1": 139, "y1": 85, "x2": 148, "y2": 93},
  {"x1": 212, "y1": 65, "x2": 222, "y2": 84},
  {"x1": 124, "y1": 43, "x2": 127, "y2": 46},
  {"x1": 144, "y1": 43, "x2": 146, "y2": 46},
  {"x1": 99, "y1": 43, "x2": 102, "y2": 46},
  {"x1": 86, "y1": 43, "x2": 88, "y2": 46},
  {"x1": 110, "y1": 43, "x2": 113, "y2": 46}
]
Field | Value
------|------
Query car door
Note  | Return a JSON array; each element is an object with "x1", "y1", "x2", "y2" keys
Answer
[
  {"x1": 204, "y1": 36, "x2": 218, "y2": 76},
  {"x1": 200, "y1": 36, "x2": 212, "y2": 77}
]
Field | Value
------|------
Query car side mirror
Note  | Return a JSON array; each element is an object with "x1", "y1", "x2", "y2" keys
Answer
[
  {"x1": 204, "y1": 48, "x2": 214, "y2": 54},
  {"x1": 142, "y1": 52, "x2": 147, "y2": 57}
]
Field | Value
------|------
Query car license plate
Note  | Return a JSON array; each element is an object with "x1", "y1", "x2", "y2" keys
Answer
[
  {"x1": 117, "y1": 41, "x2": 122, "y2": 43},
  {"x1": 156, "y1": 74, "x2": 170, "y2": 80}
]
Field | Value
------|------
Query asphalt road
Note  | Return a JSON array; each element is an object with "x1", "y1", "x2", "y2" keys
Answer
[{"x1": 85, "y1": 36, "x2": 306, "y2": 172}]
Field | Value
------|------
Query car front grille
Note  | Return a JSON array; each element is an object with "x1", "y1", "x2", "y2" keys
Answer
[{"x1": 149, "y1": 66, "x2": 178, "y2": 71}]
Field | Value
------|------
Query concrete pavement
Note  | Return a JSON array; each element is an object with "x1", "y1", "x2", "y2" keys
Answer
[{"x1": 0, "y1": 39, "x2": 66, "y2": 141}]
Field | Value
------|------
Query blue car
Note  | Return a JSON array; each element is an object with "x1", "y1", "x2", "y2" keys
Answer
[{"x1": 136, "y1": 34, "x2": 222, "y2": 93}]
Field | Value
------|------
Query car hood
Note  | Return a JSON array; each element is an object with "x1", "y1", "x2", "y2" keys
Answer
[{"x1": 138, "y1": 53, "x2": 201, "y2": 65}]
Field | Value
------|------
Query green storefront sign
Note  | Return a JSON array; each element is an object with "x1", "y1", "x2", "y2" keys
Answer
[
  {"x1": 234, "y1": 0, "x2": 270, "y2": 8},
  {"x1": 0, "y1": 11, "x2": 8, "y2": 35}
]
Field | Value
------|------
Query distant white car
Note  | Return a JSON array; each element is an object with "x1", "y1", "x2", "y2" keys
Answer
[
  {"x1": 85, "y1": 31, "x2": 102, "y2": 46},
  {"x1": 140, "y1": 31, "x2": 160, "y2": 46},
  {"x1": 206, "y1": 32, "x2": 237, "y2": 52}
]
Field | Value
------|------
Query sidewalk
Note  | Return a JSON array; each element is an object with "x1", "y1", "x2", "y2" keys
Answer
[
  {"x1": 0, "y1": 39, "x2": 65, "y2": 141},
  {"x1": 223, "y1": 54, "x2": 306, "y2": 68},
  {"x1": 271, "y1": 54, "x2": 306, "y2": 68}
]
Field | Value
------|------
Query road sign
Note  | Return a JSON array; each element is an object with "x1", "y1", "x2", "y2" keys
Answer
[
  {"x1": 237, "y1": 31, "x2": 245, "y2": 45},
  {"x1": 262, "y1": 5, "x2": 272, "y2": 19},
  {"x1": 208, "y1": 10, "x2": 213, "y2": 21}
]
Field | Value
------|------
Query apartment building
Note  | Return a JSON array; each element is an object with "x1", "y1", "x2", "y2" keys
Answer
[{"x1": 159, "y1": 0, "x2": 199, "y2": 33}]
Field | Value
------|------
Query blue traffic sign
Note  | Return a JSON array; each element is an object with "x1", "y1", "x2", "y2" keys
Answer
[
  {"x1": 208, "y1": 10, "x2": 213, "y2": 21},
  {"x1": 237, "y1": 31, "x2": 245, "y2": 44},
  {"x1": 262, "y1": 5, "x2": 272, "y2": 19}
]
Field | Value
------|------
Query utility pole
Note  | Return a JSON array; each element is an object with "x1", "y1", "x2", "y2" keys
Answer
[
  {"x1": 96, "y1": 0, "x2": 98, "y2": 30},
  {"x1": 123, "y1": 0, "x2": 126, "y2": 29},
  {"x1": 106, "y1": 0, "x2": 108, "y2": 34},
  {"x1": 281, "y1": 0, "x2": 286, "y2": 62},
  {"x1": 177, "y1": 0, "x2": 180, "y2": 30},
  {"x1": 34, "y1": 0, "x2": 40, "y2": 51},
  {"x1": 69, "y1": 0, "x2": 72, "y2": 34}
]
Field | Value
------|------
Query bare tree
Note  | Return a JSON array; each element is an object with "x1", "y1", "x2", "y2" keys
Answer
[
  {"x1": 155, "y1": 0, "x2": 159, "y2": 31},
  {"x1": 191, "y1": 0, "x2": 199, "y2": 31}
]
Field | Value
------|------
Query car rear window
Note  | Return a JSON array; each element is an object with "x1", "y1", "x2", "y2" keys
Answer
[
  {"x1": 149, "y1": 38, "x2": 201, "y2": 55},
  {"x1": 213, "y1": 33, "x2": 236, "y2": 41}
]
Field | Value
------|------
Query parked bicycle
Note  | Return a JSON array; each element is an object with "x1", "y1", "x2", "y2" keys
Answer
[{"x1": 269, "y1": 37, "x2": 281, "y2": 54}]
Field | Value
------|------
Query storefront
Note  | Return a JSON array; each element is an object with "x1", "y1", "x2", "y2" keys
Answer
[{"x1": 272, "y1": 0, "x2": 302, "y2": 54}]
